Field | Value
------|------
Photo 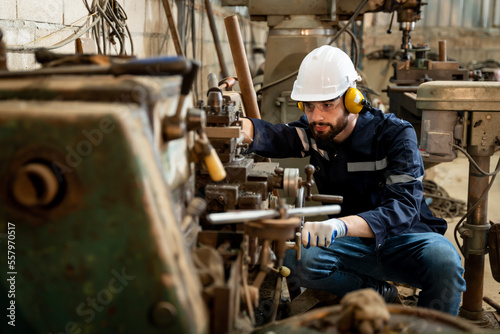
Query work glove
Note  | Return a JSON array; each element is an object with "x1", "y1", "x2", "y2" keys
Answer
[{"x1": 302, "y1": 218, "x2": 347, "y2": 248}]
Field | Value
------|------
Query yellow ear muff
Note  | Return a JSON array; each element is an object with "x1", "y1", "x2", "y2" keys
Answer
[
  {"x1": 343, "y1": 87, "x2": 365, "y2": 114},
  {"x1": 297, "y1": 101, "x2": 304, "y2": 112}
]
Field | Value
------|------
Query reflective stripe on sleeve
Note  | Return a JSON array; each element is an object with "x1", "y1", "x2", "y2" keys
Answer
[
  {"x1": 311, "y1": 139, "x2": 330, "y2": 161},
  {"x1": 295, "y1": 128, "x2": 309, "y2": 155},
  {"x1": 386, "y1": 174, "x2": 423, "y2": 185},
  {"x1": 347, "y1": 157, "x2": 387, "y2": 172}
]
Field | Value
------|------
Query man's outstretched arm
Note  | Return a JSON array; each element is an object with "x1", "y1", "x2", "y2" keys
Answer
[{"x1": 239, "y1": 118, "x2": 254, "y2": 144}]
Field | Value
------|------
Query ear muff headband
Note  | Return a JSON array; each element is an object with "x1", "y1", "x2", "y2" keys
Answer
[{"x1": 343, "y1": 87, "x2": 365, "y2": 114}]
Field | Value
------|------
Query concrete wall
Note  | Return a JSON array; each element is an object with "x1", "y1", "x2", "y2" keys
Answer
[{"x1": 0, "y1": 0, "x2": 268, "y2": 98}]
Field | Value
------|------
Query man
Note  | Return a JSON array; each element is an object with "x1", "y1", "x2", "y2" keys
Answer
[{"x1": 239, "y1": 45, "x2": 465, "y2": 315}]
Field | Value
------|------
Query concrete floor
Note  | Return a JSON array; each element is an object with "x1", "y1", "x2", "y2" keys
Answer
[{"x1": 426, "y1": 151, "x2": 500, "y2": 323}]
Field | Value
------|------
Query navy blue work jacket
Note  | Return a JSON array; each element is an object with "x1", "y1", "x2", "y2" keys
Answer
[{"x1": 247, "y1": 108, "x2": 447, "y2": 248}]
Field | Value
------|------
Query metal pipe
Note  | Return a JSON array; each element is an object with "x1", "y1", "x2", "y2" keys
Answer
[
  {"x1": 175, "y1": 0, "x2": 186, "y2": 50},
  {"x1": 460, "y1": 155, "x2": 490, "y2": 320},
  {"x1": 439, "y1": 40, "x2": 447, "y2": 62},
  {"x1": 0, "y1": 29, "x2": 7, "y2": 70},
  {"x1": 287, "y1": 205, "x2": 341, "y2": 217},
  {"x1": 224, "y1": 15, "x2": 261, "y2": 119},
  {"x1": 205, "y1": 0, "x2": 229, "y2": 79},
  {"x1": 161, "y1": 0, "x2": 184, "y2": 56}
]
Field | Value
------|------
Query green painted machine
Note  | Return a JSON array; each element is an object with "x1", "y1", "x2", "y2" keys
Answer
[{"x1": 0, "y1": 61, "x2": 208, "y2": 333}]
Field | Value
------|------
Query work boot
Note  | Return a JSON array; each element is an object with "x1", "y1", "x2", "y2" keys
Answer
[{"x1": 376, "y1": 281, "x2": 399, "y2": 303}]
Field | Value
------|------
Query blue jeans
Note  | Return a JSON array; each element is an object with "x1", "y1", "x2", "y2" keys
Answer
[{"x1": 283, "y1": 232, "x2": 466, "y2": 315}]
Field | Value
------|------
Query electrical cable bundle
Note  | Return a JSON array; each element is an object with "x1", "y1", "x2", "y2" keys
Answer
[
  {"x1": 7, "y1": 0, "x2": 133, "y2": 56},
  {"x1": 83, "y1": 0, "x2": 134, "y2": 55}
]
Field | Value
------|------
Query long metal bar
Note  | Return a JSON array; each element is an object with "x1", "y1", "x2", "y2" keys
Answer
[
  {"x1": 207, "y1": 204, "x2": 342, "y2": 225},
  {"x1": 161, "y1": 0, "x2": 184, "y2": 56},
  {"x1": 0, "y1": 30, "x2": 7, "y2": 70},
  {"x1": 175, "y1": 0, "x2": 186, "y2": 50},
  {"x1": 460, "y1": 155, "x2": 490, "y2": 320},
  {"x1": 287, "y1": 204, "x2": 341, "y2": 217},
  {"x1": 204, "y1": 0, "x2": 229, "y2": 78},
  {"x1": 208, "y1": 210, "x2": 279, "y2": 224}
]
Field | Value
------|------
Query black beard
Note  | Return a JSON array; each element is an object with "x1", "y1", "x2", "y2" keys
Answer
[{"x1": 310, "y1": 113, "x2": 349, "y2": 143}]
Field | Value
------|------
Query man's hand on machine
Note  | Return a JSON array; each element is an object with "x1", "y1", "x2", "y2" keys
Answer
[{"x1": 302, "y1": 218, "x2": 348, "y2": 248}]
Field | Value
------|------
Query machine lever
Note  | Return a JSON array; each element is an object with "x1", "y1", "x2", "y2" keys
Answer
[
  {"x1": 190, "y1": 108, "x2": 227, "y2": 182},
  {"x1": 310, "y1": 194, "x2": 343, "y2": 204},
  {"x1": 162, "y1": 61, "x2": 201, "y2": 141},
  {"x1": 387, "y1": 11, "x2": 395, "y2": 34},
  {"x1": 302, "y1": 164, "x2": 344, "y2": 204}
]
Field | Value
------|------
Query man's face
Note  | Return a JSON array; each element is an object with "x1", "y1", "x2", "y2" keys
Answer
[{"x1": 302, "y1": 97, "x2": 350, "y2": 143}]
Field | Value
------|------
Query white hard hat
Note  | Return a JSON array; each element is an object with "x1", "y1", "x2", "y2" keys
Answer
[{"x1": 290, "y1": 45, "x2": 361, "y2": 102}]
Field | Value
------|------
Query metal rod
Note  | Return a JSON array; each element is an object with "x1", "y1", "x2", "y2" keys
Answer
[
  {"x1": 224, "y1": 15, "x2": 261, "y2": 119},
  {"x1": 205, "y1": 0, "x2": 229, "y2": 79},
  {"x1": 0, "y1": 29, "x2": 7, "y2": 70},
  {"x1": 287, "y1": 204, "x2": 341, "y2": 217},
  {"x1": 207, "y1": 204, "x2": 342, "y2": 225},
  {"x1": 161, "y1": 0, "x2": 184, "y2": 56},
  {"x1": 460, "y1": 155, "x2": 490, "y2": 320},
  {"x1": 175, "y1": 0, "x2": 186, "y2": 50},
  {"x1": 439, "y1": 40, "x2": 447, "y2": 62},
  {"x1": 208, "y1": 210, "x2": 279, "y2": 224}
]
